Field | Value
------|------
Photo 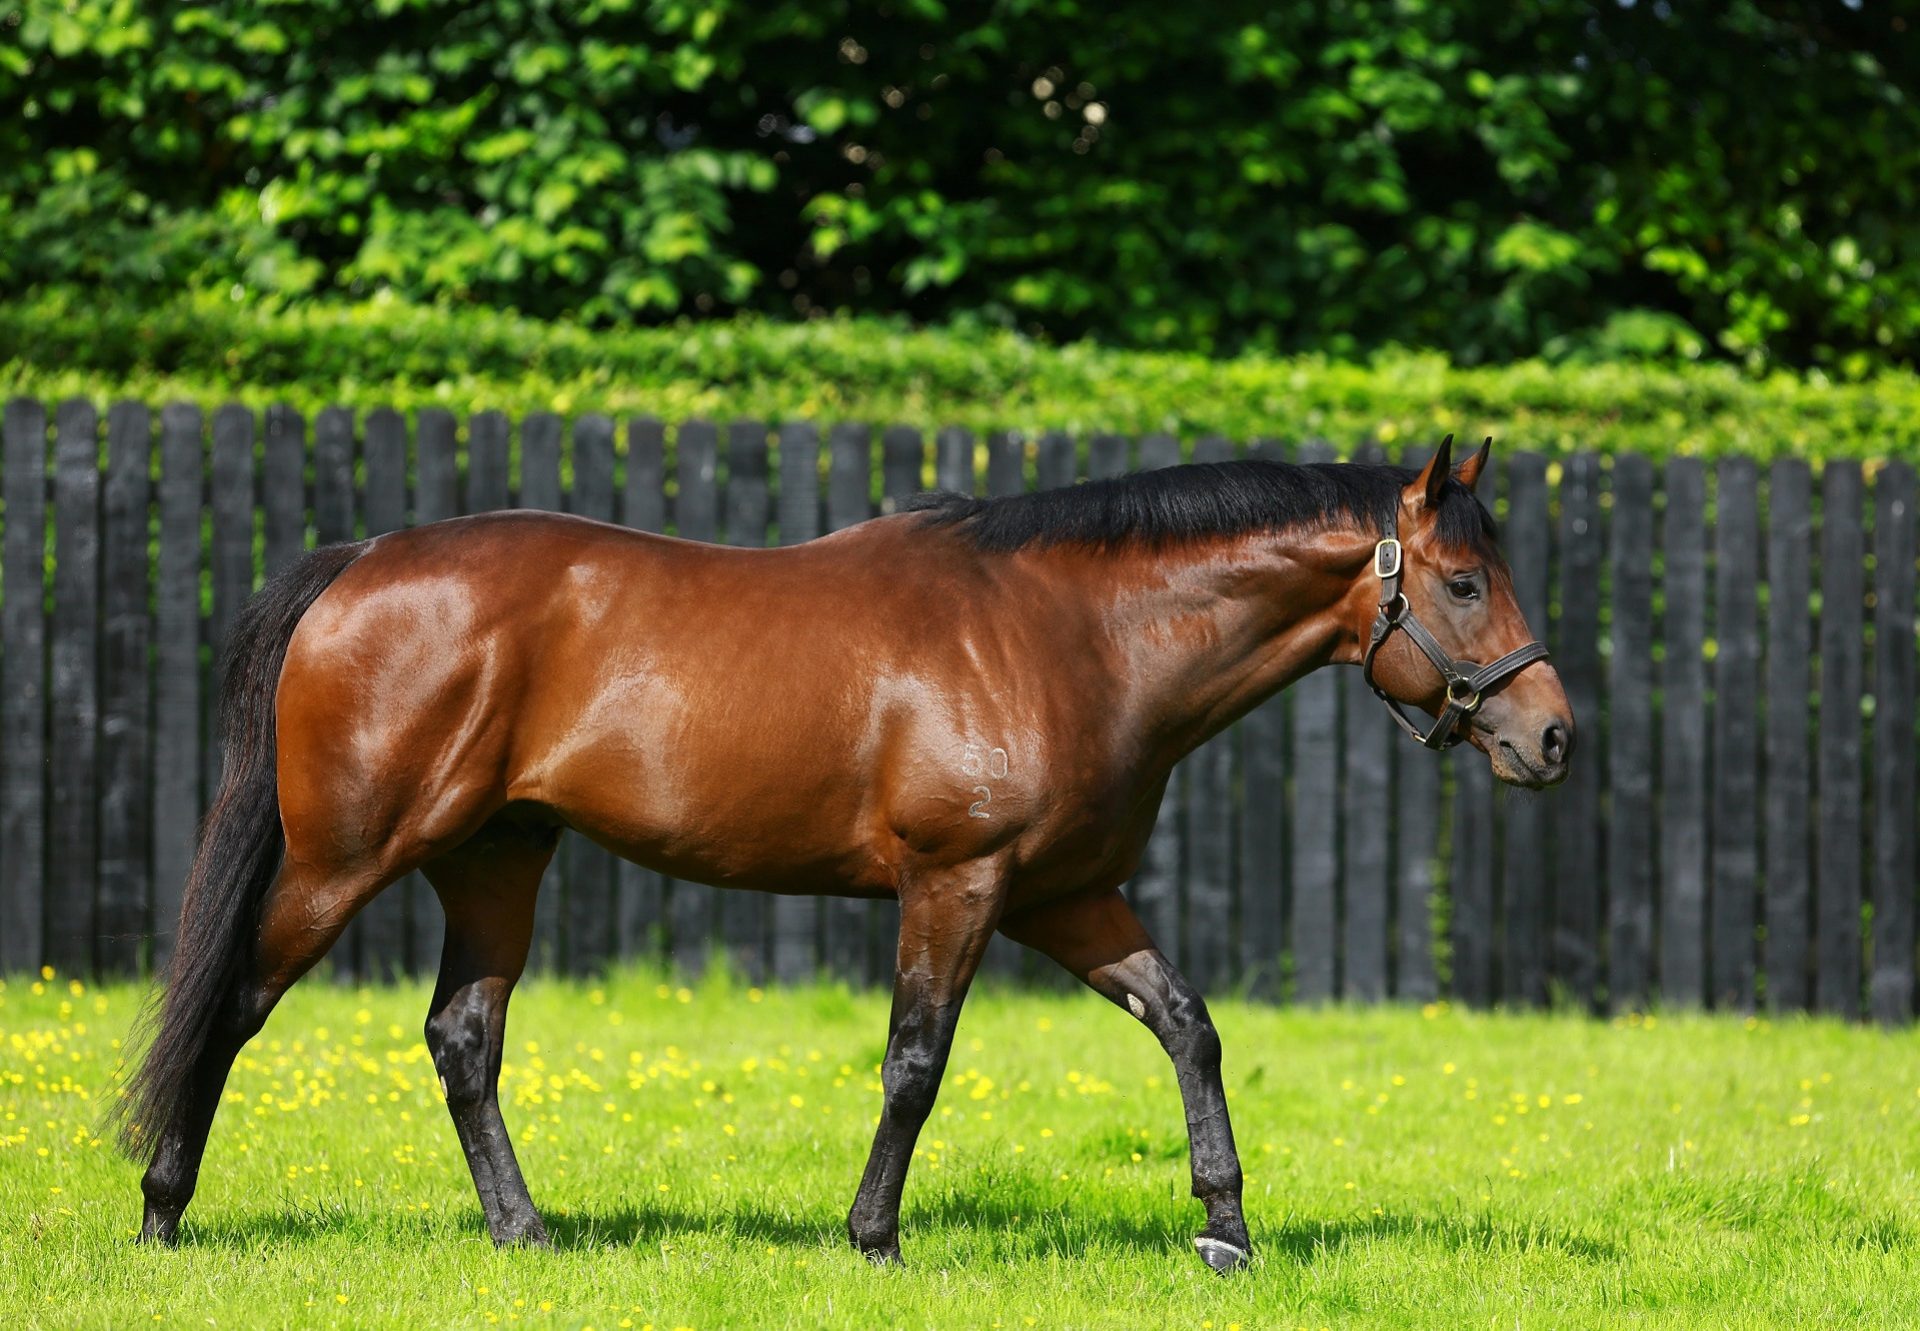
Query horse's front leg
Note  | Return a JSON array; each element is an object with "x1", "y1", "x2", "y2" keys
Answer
[
  {"x1": 847, "y1": 857, "x2": 1006, "y2": 1265},
  {"x1": 1002, "y1": 889, "x2": 1251, "y2": 1273}
]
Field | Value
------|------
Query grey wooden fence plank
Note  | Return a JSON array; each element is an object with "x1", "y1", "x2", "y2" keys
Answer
[
  {"x1": 1238, "y1": 438, "x2": 1287, "y2": 996},
  {"x1": 1762, "y1": 460, "x2": 1814, "y2": 1011},
  {"x1": 98, "y1": 403, "x2": 152, "y2": 974},
  {"x1": 1606, "y1": 453, "x2": 1656, "y2": 1010},
  {"x1": 1444, "y1": 446, "x2": 1502, "y2": 1006},
  {"x1": 1393, "y1": 443, "x2": 1441, "y2": 1001},
  {"x1": 882, "y1": 425, "x2": 923, "y2": 512},
  {"x1": 150, "y1": 404, "x2": 202, "y2": 969},
  {"x1": 351, "y1": 407, "x2": 412, "y2": 980},
  {"x1": 47, "y1": 401, "x2": 101, "y2": 974},
  {"x1": 771, "y1": 421, "x2": 824, "y2": 983},
  {"x1": 1659, "y1": 458, "x2": 1709, "y2": 1005},
  {"x1": 205, "y1": 405, "x2": 255, "y2": 805},
  {"x1": 1089, "y1": 432, "x2": 1129, "y2": 482},
  {"x1": 467, "y1": 411, "x2": 510, "y2": 513},
  {"x1": 406, "y1": 409, "x2": 460, "y2": 974},
  {"x1": 1711, "y1": 458, "x2": 1762, "y2": 1010},
  {"x1": 557, "y1": 414, "x2": 620, "y2": 978},
  {"x1": 1815, "y1": 461, "x2": 1864, "y2": 1016},
  {"x1": 986, "y1": 431, "x2": 1025, "y2": 497},
  {"x1": 615, "y1": 415, "x2": 668, "y2": 964},
  {"x1": 1, "y1": 400, "x2": 47, "y2": 972},
  {"x1": 1184, "y1": 435, "x2": 1236, "y2": 990},
  {"x1": 937, "y1": 425, "x2": 974, "y2": 495},
  {"x1": 1500, "y1": 452, "x2": 1553, "y2": 1004},
  {"x1": 1036, "y1": 431, "x2": 1075, "y2": 492},
  {"x1": 1342, "y1": 440, "x2": 1393, "y2": 1002},
  {"x1": 665, "y1": 420, "x2": 719, "y2": 971},
  {"x1": 516, "y1": 412, "x2": 566, "y2": 972},
  {"x1": 719, "y1": 420, "x2": 772, "y2": 981},
  {"x1": 1553, "y1": 452, "x2": 1605, "y2": 1006},
  {"x1": 824, "y1": 423, "x2": 875, "y2": 981},
  {"x1": 263, "y1": 405, "x2": 306, "y2": 578},
  {"x1": 1870, "y1": 461, "x2": 1917, "y2": 1024},
  {"x1": 1291, "y1": 440, "x2": 1340, "y2": 1002}
]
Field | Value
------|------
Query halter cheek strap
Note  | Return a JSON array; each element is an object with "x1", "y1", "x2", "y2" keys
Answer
[{"x1": 1361, "y1": 510, "x2": 1551, "y2": 750}]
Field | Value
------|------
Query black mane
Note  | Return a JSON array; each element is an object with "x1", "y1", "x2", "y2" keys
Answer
[{"x1": 903, "y1": 459, "x2": 1496, "y2": 553}]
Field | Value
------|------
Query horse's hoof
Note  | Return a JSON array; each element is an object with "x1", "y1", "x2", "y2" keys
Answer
[
  {"x1": 859, "y1": 1241, "x2": 903, "y2": 1267},
  {"x1": 1194, "y1": 1234, "x2": 1251, "y2": 1273},
  {"x1": 136, "y1": 1211, "x2": 180, "y2": 1247},
  {"x1": 492, "y1": 1219, "x2": 552, "y2": 1249}
]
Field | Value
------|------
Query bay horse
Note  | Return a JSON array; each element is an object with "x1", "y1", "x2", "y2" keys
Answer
[{"x1": 116, "y1": 434, "x2": 1571, "y2": 1271}]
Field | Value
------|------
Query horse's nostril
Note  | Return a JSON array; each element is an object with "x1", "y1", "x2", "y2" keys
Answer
[{"x1": 1542, "y1": 720, "x2": 1570, "y2": 766}]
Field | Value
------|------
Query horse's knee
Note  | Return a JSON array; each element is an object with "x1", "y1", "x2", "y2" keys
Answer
[
  {"x1": 881, "y1": 1032, "x2": 947, "y2": 1120},
  {"x1": 425, "y1": 988, "x2": 501, "y2": 1111},
  {"x1": 1160, "y1": 988, "x2": 1222, "y2": 1072}
]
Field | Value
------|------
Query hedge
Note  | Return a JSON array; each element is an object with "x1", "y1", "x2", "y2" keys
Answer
[{"x1": 2, "y1": 292, "x2": 1914, "y2": 461}]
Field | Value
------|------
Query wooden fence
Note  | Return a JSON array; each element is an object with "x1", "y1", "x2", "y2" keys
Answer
[{"x1": 1, "y1": 399, "x2": 1915, "y2": 1020}]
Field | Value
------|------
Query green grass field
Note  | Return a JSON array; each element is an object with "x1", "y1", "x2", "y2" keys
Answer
[{"x1": 3, "y1": 967, "x2": 1918, "y2": 1329}]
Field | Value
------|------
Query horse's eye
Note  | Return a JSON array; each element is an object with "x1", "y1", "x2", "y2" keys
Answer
[{"x1": 1447, "y1": 578, "x2": 1480, "y2": 602}]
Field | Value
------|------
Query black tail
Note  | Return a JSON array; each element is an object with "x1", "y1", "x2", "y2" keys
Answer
[{"x1": 113, "y1": 541, "x2": 368, "y2": 1162}]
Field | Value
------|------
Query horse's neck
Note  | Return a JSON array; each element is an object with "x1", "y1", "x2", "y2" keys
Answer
[{"x1": 1075, "y1": 529, "x2": 1372, "y2": 767}]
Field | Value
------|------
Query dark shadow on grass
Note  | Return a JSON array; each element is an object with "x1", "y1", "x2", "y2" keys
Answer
[{"x1": 181, "y1": 1190, "x2": 1618, "y2": 1266}]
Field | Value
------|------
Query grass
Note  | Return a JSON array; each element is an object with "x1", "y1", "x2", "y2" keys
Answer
[{"x1": 4, "y1": 966, "x2": 1919, "y2": 1330}]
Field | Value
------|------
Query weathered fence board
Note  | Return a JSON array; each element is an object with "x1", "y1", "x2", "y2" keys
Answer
[
  {"x1": 1, "y1": 399, "x2": 46, "y2": 974},
  {"x1": 0, "y1": 396, "x2": 1907, "y2": 1025},
  {"x1": 1290, "y1": 441, "x2": 1340, "y2": 1002},
  {"x1": 1815, "y1": 462, "x2": 1864, "y2": 1016},
  {"x1": 98, "y1": 403, "x2": 151, "y2": 974},
  {"x1": 1711, "y1": 459, "x2": 1762, "y2": 1009},
  {"x1": 1870, "y1": 461, "x2": 1916, "y2": 1024},
  {"x1": 1553, "y1": 453, "x2": 1604, "y2": 1005},
  {"x1": 1448, "y1": 446, "x2": 1499, "y2": 1007},
  {"x1": 150, "y1": 404, "x2": 202, "y2": 968},
  {"x1": 1763, "y1": 460, "x2": 1814, "y2": 1010},
  {"x1": 47, "y1": 402, "x2": 100, "y2": 974},
  {"x1": 1500, "y1": 452, "x2": 1552, "y2": 1004},
  {"x1": 1606, "y1": 454, "x2": 1656, "y2": 1010},
  {"x1": 1659, "y1": 459, "x2": 1709, "y2": 1005}
]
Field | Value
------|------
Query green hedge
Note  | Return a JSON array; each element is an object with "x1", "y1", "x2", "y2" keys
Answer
[
  {"x1": 3, "y1": 0, "x2": 1916, "y2": 370},
  {"x1": 3, "y1": 293, "x2": 1914, "y2": 461}
]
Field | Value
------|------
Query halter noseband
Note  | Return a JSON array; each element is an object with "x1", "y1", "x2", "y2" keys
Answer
[{"x1": 1361, "y1": 508, "x2": 1551, "y2": 750}]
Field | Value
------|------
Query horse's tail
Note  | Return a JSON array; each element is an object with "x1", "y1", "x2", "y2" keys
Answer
[{"x1": 113, "y1": 540, "x2": 368, "y2": 1163}]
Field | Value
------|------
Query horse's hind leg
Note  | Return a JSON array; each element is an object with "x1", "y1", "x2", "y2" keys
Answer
[
  {"x1": 1001, "y1": 889, "x2": 1251, "y2": 1273},
  {"x1": 139, "y1": 857, "x2": 398, "y2": 1243},
  {"x1": 419, "y1": 816, "x2": 556, "y2": 1247}
]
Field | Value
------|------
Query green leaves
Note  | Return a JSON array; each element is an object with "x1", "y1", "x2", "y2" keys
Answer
[{"x1": 0, "y1": 0, "x2": 1914, "y2": 370}]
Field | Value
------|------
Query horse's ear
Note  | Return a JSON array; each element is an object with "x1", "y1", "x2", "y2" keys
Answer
[
  {"x1": 1454, "y1": 436, "x2": 1493, "y2": 493},
  {"x1": 1409, "y1": 434, "x2": 1454, "y2": 510}
]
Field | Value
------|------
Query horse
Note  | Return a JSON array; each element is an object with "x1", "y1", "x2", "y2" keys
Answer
[{"x1": 116, "y1": 433, "x2": 1571, "y2": 1271}]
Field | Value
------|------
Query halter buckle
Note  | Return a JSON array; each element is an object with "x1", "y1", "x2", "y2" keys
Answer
[{"x1": 1374, "y1": 538, "x2": 1402, "y2": 580}]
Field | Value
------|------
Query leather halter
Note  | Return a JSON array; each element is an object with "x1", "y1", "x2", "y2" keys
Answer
[{"x1": 1361, "y1": 508, "x2": 1551, "y2": 750}]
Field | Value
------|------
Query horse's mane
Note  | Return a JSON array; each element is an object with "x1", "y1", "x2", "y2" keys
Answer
[{"x1": 903, "y1": 459, "x2": 1496, "y2": 553}]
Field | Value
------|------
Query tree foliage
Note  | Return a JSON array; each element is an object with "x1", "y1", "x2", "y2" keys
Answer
[{"x1": 2, "y1": 0, "x2": 1914, "y2": 370}]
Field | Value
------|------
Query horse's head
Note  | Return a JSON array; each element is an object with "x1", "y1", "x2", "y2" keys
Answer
[{"x1": 1358, "y1": 436, "x2": 1573, "y2": 789}]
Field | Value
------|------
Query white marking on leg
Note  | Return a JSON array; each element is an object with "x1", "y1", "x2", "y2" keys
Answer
[{"x1": 1126, "y1": 993, "x2": 1147, "y2": 1019}]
